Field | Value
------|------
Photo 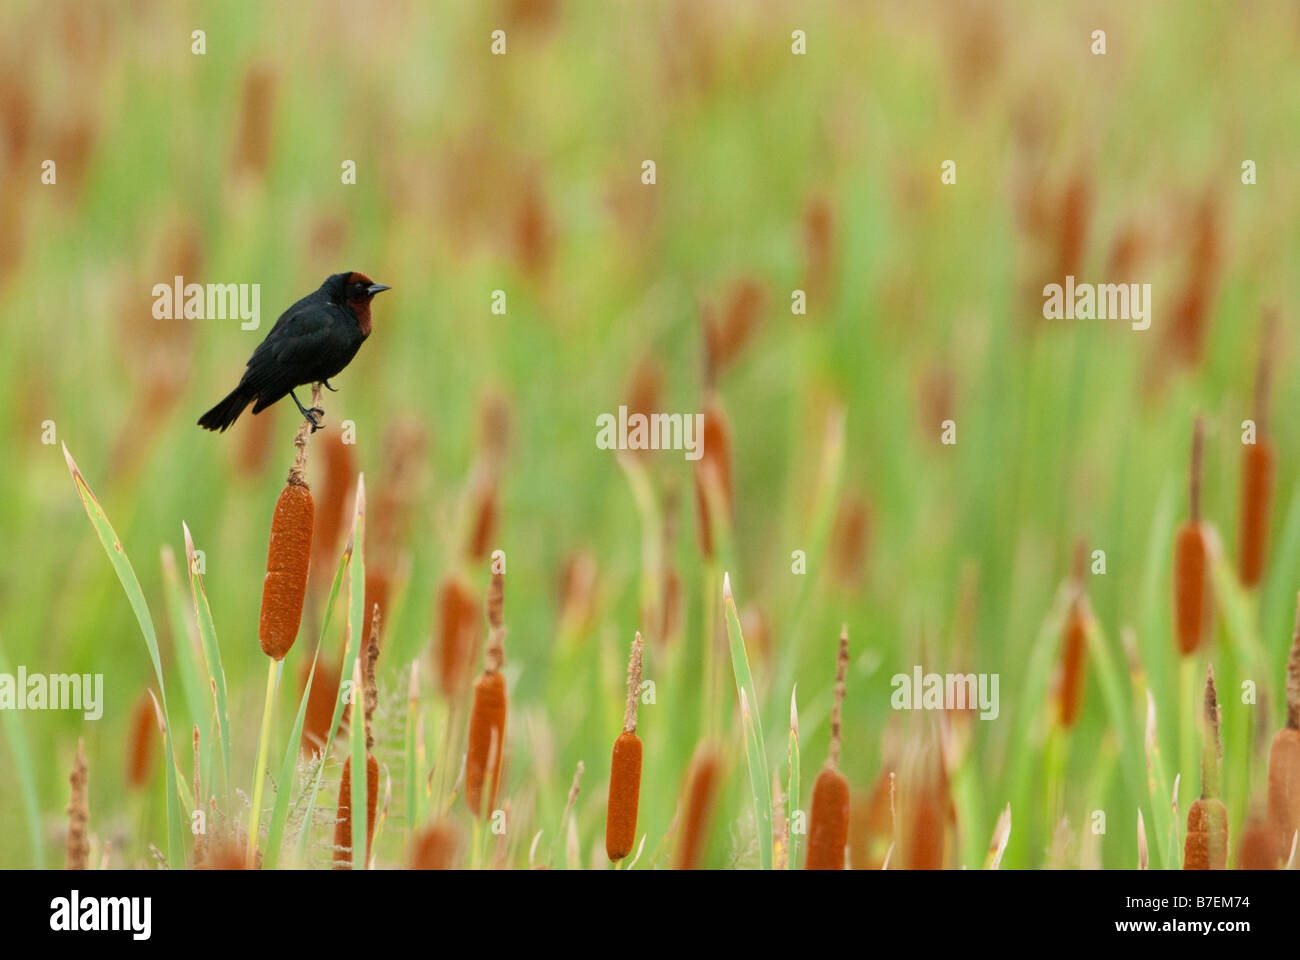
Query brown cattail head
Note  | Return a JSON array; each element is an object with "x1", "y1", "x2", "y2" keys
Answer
[
  {"x1": 65, "y1": 739, "x2": 89, "y2": 870},
  {"x1": 1239, "y1": 314, "x2": 1277, "y2": 588},
  {"x1": 410, "y1": 820, "x2": 463, "y2": 869},
  {"x1": 259, "y1": 475, "x2": 315, "y2": 660},
  {"x1": 1054, "y1": 172, "x2": 1091, "y2": 281},
  {"x1": 231, "y1": 63, "x2": 276, "y2": 180},
  {"x1": 802, "y1": 195, "x2": 834, "y2": 305},
  {"x1": 805, "y1": 767, "x2": 850, "y2": 869},
  {"x1": 606, "y1": 633, "x2": 645, "y2": 861},
  {"x1": 125, "y1": 690, "x2": 157, "y2": 789},
  {"x1": 1174, "y1": 419, "x2": 1212, "y2": 657},
  {"x1": 465, "y1": 672, "x2": 506, "y2": 817},
  {"x1": 311, "y1": 430, "x2": 357, "y2": 579},
  {"x1": 896, "y1": 733, "x2": 950, "y2": 869},
  {"x1": 704, "y1": 277, "x2": 766, "y2": 384},
  {"x1": 692, "y1": 396, "x2": 733, "y2": 558},
  {"x1": 807, "y1": 627, "x2": 851, "y2": 869},
  {"x1": 1237, "y1": 813, "x2": 1280, "y2": 869},
  {"x1": 434, "y1": 575, "x2": 481, "y2": 699},
  {"x1": 299, "y1": 654, "x2": 343, "y2": 756},
  {"x1": 675, "y1": 743, "x2": 721, "y2": 869},
  {"x1": 829, "y1": 493, "x2": 871, "y2": 589},
  {"x1": 1267, "y1": 599, "x2": 1300, "y2": 853},
  {"x1": 1183, "y1": 797, "x2": 1228, "y2": 870},
  {"x1": 466, "y1": 574, "x2": 508, "y2": 817},
  {"x1": 331, "y1": 751, "x2": 380, "y2": 869},
  {"x1": 1056, "y1": 540, "x2": 1090, "y2": 728}
]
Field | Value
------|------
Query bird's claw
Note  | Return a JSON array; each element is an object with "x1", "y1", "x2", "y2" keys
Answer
[{"x1": 321, "y1": 380, "x2": 339, "y2": 392}]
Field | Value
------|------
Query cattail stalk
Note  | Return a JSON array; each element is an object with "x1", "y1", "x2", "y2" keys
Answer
[
  {"x1": 1174, "y1": 418, "x2": 1212, "y2": 656},
  {"x1": 466, "y1": 571, "x2": 507, "y2": 816},
  {"x1": 248, "y1": 383, "x2": 322, "y2": 865},
  {"x1": 1239, "y1": 313, "x2": 1276, "y2": 588},
  {"x1": 806, "y1": 626, "x2": 851, "y2": 869},
  {"x1": 65, "y1": 739, "x2": 88, "y2": 870},
  {"x1": 1184, "y1": 665, "x2": 1228, "y2": 869},
  {"x1": 606, "y1": 632, "x2": 644, "y2": 862},
  {"x1": 1267, "y1": 596, "x2": 1300, "y2": 856}
]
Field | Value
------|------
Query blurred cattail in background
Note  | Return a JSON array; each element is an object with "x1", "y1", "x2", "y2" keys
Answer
[
  {"x1": 465, "y1": 572, "x2": 508, "y2": 816},
  {"x1": 692, "y1": 395, "x2": 733, "y2": 558},
  {"x1": 1173, "y1": 418, "x2": 1212, "y2": 657},
  {"x1": 829, "y1": 492, "x2": 871, "y2": 589},
  {"x1": 1055, "y1": 540, "x2": 1091, "y2": 728},
  {"x1": 434, "y1": 574, "x2": 481, "y2": 700},
  {"x1": 1053, "y1": 172, "x2": 1091, "y2": 282},
  {"x1": 703, "y1": 277, "x2": 765, "y2": 384},
  {"x1": 410, "y1": 819, "x2": 463, "y2": 869},
  {"x1": 1266, "y1": 597, "x2": 1300, "y2": 859},
  {"x1": 675, "y1": 742, "x2": 721, "y2": 869},
  {"x1": 801, "y1": 195, "x2": 835, "y2": 308},
  {"x1": 1237, "y1": 312, "x2": 1276, "y2": 589},
  {"x1": 125, "y1": 690, "x2": 157, "y2": 790},
  {"x1": 895, "y1": 728, "x2": 951, "y2": 869},
  {"x1": 1166, "y1": 191, "x2": 1221, "y2": 368},
  {"x1": 311, "y1": 430, "x2": 358, "y2": 586},
  {"x1": 230, "y1": 63, "x2": 276, "y2": 182}
]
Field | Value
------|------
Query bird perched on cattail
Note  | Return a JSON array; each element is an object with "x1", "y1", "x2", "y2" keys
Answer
[{"x1": 198, "y1": 272, "x2": 389, "y2": 432}]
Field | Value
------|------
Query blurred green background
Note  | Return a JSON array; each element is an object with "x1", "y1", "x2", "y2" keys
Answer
[{"x1": 2, "y1": 0, "x2": 1300, "y2": 868}]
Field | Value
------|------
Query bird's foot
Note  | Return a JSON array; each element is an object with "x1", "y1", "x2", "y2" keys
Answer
[{"x1": 321, "y1": 379, "x2": 339, "y2": 392}]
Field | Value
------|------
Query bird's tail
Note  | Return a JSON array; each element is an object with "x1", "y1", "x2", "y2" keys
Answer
[{"x1": 197, "y1": 384, "x2": 254, "y2": 432}]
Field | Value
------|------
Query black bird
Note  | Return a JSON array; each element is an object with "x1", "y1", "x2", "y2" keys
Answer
[{"x1": 198, "y1": 272, "x2": 389, "y2": 432}]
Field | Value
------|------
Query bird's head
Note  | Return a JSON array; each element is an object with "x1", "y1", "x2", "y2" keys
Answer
[{"x1": 326, "y1": 271, "x2": 390, "y2": 336}]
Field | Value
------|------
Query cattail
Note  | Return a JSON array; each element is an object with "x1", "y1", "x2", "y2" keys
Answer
[
  {"x1": 465, "y1": 571, "x2": 507, "y2": 816},
  {"x1": 410, "y1": 820, "x2": 463, "y2": 869},
  {"x1": 692, "y1": 396, "x2": 733, "y2": 557},
  {"x1": 231, "y1": 63, "x2": 276, "y2": 179},
  {"x1": 556, "y1": 549, "x2": 597, "y2": 638},
  {"x1": 1173, "y1": 418, "x2": 1212, "y2": 657},
  {"x1": 1267, "y1": 596, "x2": 1300, "y2": 855},
  {"x1": 1184, "y1": 665, "x2": 1228, "y2": 869},
  {"x1": 802, "y1": 195, "x2": 834, "y2": 305},
  {"x1": 331, "y1": 751, "x2": 380, "y2": 869},
  {"x1": 125, "y1": 690, "x2": 157, "y2": 789},
  {"x1": 703, "y1": 277, "x2": 765, "y2": 383},
  {"x1": 897, "y1": 731, "x2": 950, "y2": 870},
  {"x1": 1238, "y1": 313, "x2": 1276, "y2": 588},
  {"x1": 675, "y1": 743, "x2": 721, "y2": 869},
  {"x1": 311, "y1": 430, "x2": 357, "y2": 579},
  {"x1": 514, "y1": 174, "x2": 554, "y2": 280},
  {"x1": 1237, "y1": 813, "x2": 1280, "y2": 869},
  {"x1": 1167, "y1": 192, "x2": 1220, "y2": 366},
  {"x1": 606, "y1": 632, "x2": 644, "y2": 861},
  {"x1": 362, "y1": 570, "x2": 389, "y2": 656},
  {"x1": 1056, "y1": 541, "x2": 1090, "y2": 728},
  {"x1": 829, "y1": 493, "x2": 871, "y2": 589},
  {"x1": 65, "y1": 739, "x2": 88, "y2": 870},
  {"x1": 1053, "y1": 173, "x2": 1091, "y2": 281},
  {"x1": 259, "y1": 401, "x2": 319, "y2": 659},
  {"x1": 435, "y1": 574, "x2": 481, "y2": 699},
  {"x1": 300, "y1": 654, "x2": 342, "y2": 755},
  {"x1": 806, "y1": 626, "x2": 851, "y2": 869}
]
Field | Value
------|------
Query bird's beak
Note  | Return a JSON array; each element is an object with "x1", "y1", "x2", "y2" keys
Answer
[{"x1": 367, "y1": 283, "x2": 391, "y2": 296}]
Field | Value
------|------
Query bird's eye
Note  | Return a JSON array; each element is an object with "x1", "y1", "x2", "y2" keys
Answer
[{"x1": 350, "y1": 283, "x2": 367, "y2": 299}]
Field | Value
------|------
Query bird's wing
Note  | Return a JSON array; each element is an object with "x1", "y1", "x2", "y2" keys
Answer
[{"x1": 240, "y1": 304, "x2": 336, "y2": 397}]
